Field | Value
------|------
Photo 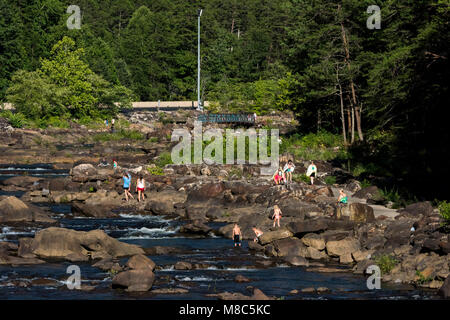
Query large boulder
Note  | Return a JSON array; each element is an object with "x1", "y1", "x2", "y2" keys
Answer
[
  {"x1": 71, "y1": 202, "x2": 117, "y2": 218},
  {"x1": 301, "y1": 233, "x2": 326, "y2": 250},
  {"x1": 112, "y1": 269, "x2": 155, "y2": 292},
  {"x1": 126, "y1": 254, "x2": 156, "y2": 271},
  {"x1": 276, "y1": 198, "x2": 321, "y2": 219},
  {"x1": 399, "y1": 202, "x2": 433, "y2": 217},
  {"x1": 186, "y1": 182, "x2": 225, "y2": 202},
  {"x1": 179, "y1": 220, "x2": 212, "y2": 235},
  {"x1": 71, "y1": 164, "x2": 98, "y2": 182},
  {"x1": 336, "y1": 203, "x2": 375, "y2": 223},
  {"x1": 438, "y1": 277, "x2": 450, "y2": 299},
  {"x1": 258, "y1": 228, "x2": 293, "y2": 245},
  {"x1": 352, "y1": 186, "x2": 380, "y2": 200},
  {"x1": 30, "y1": 227, "x2": 144, "y2": 261},
  {"x1": 0, "y1": 196, "x2": 56, "y2": 224},
  {"x1": 1, "y1": 176, "x2": 42, "y2": 188},
  {"x1": 273, "y1": 238, "x2": 308, "y2": 257},
  {"x1": 326, "y1": 237, "x2": 360, "y2": 258},
  {"x1": 286, "y1": 219, "x2": 328, "y2": 236}
]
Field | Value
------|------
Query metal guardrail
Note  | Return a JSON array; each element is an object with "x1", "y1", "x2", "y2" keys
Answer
[{"x1": 197, "y1": 113, "x2": 256, "y2": 123}]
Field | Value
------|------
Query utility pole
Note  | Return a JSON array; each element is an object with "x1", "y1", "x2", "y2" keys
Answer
[{"x1": 197, "y1": 9, "x2": 203, "y2": 112}]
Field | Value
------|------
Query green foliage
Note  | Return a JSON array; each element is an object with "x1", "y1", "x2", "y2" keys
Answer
[
  {"x1": 92, "y1": 129, "x2": 144, "y2": 142},
  {"x1": 0, "y1": 110, "x2": 27, "y2": 128},
  {"x1": 147, "y1": 166, "x2": 164, "y2": 176},
  {"x1": 281, "y1": 131, "x2": 347, "y2": 161},
  {"x1": 293, "y1": 174, "x2": 310, "y2": 184},
  {"x1": 415, "y1": 270, "x2": 433, "y2": 285},
  {"x1": 154, "y1": 152, "x2": 173, "y2": 168},
  {"x1": 375, "y1": 254, "x2": 399, "y2": 274},
  {"x1": 324, "y1": 176, "x2": 337, "y2": 185},
  {"x1": 438, "y1": 201, "x2": 450, "y2": 224}
]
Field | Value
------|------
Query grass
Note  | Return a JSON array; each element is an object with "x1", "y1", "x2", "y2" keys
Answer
[
  {"x1": 92, "y1": 129, "x2": 144, "y2": 142},
  {"x1": 374, "y1": 254, "x2": 399, "y2": 274}
]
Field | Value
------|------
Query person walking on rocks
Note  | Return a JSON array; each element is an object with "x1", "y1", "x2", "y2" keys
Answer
[
  {"x1": 122, "y1": 172, "x2": 134, "y2": 201},
  {"x1": 252, "y1": 227, "x2": 264, "y2": 243},
  {"x1": 306, "y1": 161, "x2": 317, "y2": 185},
  {"x1": 283, "y1": 160, "x2": 295, "y2": 184},
  {"x1": 135, "y1": 175, "x2": 146, "y2": 202},
  {"x1": 232, "y1": 224, "x2": 242, "y2": 247},
  {"x1": 272, "y1": 205, "x2": 282, "y2": 227}
]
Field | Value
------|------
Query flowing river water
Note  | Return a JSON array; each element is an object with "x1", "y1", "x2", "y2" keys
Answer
[{"x1": 0, "y1": 164, "x2": 439, "y2": 300}]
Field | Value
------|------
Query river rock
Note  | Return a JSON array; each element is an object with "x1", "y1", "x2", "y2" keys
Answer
[
  {"x1": 286, "y1": 219, "x2": 328, "y2": 236},
  {"x1": 174, "y1": 261, "x2": 192, "y2": 270},
  {"x1": 0, "y1": 196, "x2": 56, "y2": 224},
  {"x1": 273, "y1": 238, "x2": 308, "y2": 257},
  {"x1": 284, "y1": 255, "x2": 310, "y2": 267},
  {"x1": 71, "y1": 202, "x2": 117, "y2": 218},
  {"x1": 336, "y1": 203, "x2": 375, "y2": 223},
  {"x1": 301, "y1": 233, "x2": 326, "y2": 250},
  {"x1": 307, "y1": 247, "x2": 328, "y2": 260},
  {"x1": 326, "y1": 237, "x2": 360, "y2": 257},
  {"x1": 112, "y1": 269, "x2": 155, "y2": 292},
  {"x1": 126, "y1": 254, "x2": 156, "y2": 271},
  {"x1": 1, "y1": 176, "x2": 42, "y2": 188},
  {"x1": 186, "y1": 182, "x2": 225, "y2": 202},
  {"x1": 30, "y1": 227, "x2": 144, "y2": 261},
  {"x1": 399, "y1": 202, "x2": 433, "y2": 217},
  {"x1": 258, "y1": 228, "x2": 293, "y2": 245},
  {"x1": 352, "y1": 186, "x2": 380, "y2": 200},
  {"x1": 179, "y1": 220, "x2": 212, "y2": 235}
]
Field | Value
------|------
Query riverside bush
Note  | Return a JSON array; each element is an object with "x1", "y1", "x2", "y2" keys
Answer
[{"x1": 438, "y1": 201, "x2": 450, "y2": 225}]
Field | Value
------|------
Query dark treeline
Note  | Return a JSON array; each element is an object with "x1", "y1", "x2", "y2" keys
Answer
[{"x1": 0, "y1": 0, "x2": 449, "y2": 199}]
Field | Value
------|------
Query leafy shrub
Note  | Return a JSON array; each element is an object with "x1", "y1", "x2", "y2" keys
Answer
[
  {"x1": 374, "y1": 254, "x2": 398, "y2": 274},
  {"x1": 155, "y1": 152, "x2": 172, "y2": 168},
  {"x1": 324, "y1": 175, "x2": 336, "y2": 185},
  {"x1": 438, "y1": 201, "x2": 450, "y2": 224},
  {"x1": 147, "y1": 166, "x2": 164, "y2": 175},
  {"x1": 293, "y1": 174, "x2": 310, "y2": 184}
]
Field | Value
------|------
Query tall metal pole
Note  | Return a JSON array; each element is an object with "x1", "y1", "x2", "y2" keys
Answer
[{"x1": 197, "y1": 9, "x2": 203, "y2": 111}]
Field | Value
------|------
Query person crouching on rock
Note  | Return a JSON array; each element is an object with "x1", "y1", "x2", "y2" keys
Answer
[
  {"x1": 136, "y1": 175, "x2": 146, "y2": 202},
  {"x1": 272, "y1": 167, "x2": 285, "y2": 185},
  {"x1": 252, "y1": 227, "x2": 263, "y2": 243},
  {"x1": 337, "y1": 189, "x2": 348, "y2": 205},
  {"x1": 283, "y1": 160, "x2": 295, "y2": 184},
  {"x1": 122, "y1": 172, "x2": 134, "y2": 202},
  {"x1": 272, "y1": 205, "x2": 282, "y2": 227},
  {"x1": 232, "y1": 224, "x2": 242, "y2": 247}
]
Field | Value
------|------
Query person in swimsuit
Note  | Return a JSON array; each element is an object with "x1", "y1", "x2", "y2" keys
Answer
[
  {"x1": 272, "y1": 204, "x2": 282, "y2": 227},
  {"x1": 337, "y1": 189, "x2": 348, "y2": 205},
  {"x1": 283, "y1": 160, "x2": 295, "y2": 184},
  {"x1": 272, "y1": 167, "x2": 285, "y2": 185},
  {"x1": 252, "y1": 227, "x2": 263, "y2": 243},
  {"x1": 122, "y1": 172, "x2": 134, "y2": 202},
  {"x1": 232, "y1": 224, "x2": 242, "y2": 247},
  {"x1": 113, "y1": 159, "x2": 118, "y2": 170},
  {"x1": 135, "y1": 175, "x2": 146, "y2": 202}
]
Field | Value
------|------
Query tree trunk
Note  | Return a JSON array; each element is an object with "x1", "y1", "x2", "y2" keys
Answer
[
  {"x1": 339, "y1": 4, "x2": 364, "y2": 142},
  {"x1": 336, "y1": 66, "x2": 347, "y2": 145}
]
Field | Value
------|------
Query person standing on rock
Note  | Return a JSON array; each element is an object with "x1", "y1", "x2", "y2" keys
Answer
[
  {"x1": 232, "y1": 224, "x2": 242, "y2": 247},
  {"x1": 252, "y1": 227, "x2": 263, "y2": 243},
  {"x1": 272, "y1": 205, "x2": 282, "y2": 227},
  {"x1": 306, "y1": 161, "x2": 317, "y2": 185},
  {"x1": 135, "y1": 175, "x2": 146, "y2": 202},
  {"x1": 122, "y1": 172, "x2": 134, "y2": 201},
  {"x1": 283, "y1": 160, "x2": 295, "y2": 184}
]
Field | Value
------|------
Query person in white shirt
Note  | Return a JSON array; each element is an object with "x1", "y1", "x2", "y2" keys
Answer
[
  {"x1": 135, "y1": 175, "x2": 146, "y2": 202},
  {"x1": 306, "y1": 161, "x2": 317, "y2": 185}
]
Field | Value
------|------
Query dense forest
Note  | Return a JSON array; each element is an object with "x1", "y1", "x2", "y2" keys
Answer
[{"x1": 0, "y1": 0, "x2": 449, "y2": 199}]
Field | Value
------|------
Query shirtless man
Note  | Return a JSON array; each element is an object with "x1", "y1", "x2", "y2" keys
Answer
[
  {"x1": 252, "y1": 227, "x2": 264, "y2": 243},
  {"x1": 232, "y1": 224, "x2": 242, "y2": 247}
]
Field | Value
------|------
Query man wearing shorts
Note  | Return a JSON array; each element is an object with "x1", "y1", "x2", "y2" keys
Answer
[{"x1": 232, "y1": 224, "x2": 242, "y2": 247}]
